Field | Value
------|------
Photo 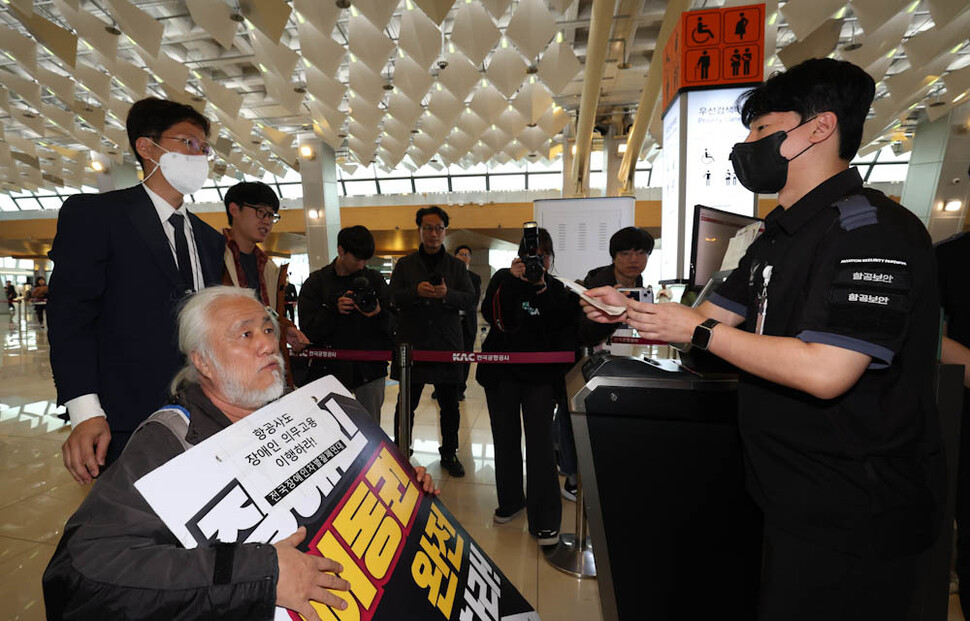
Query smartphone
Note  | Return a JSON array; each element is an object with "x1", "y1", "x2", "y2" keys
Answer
[{"x1": 617, "y1": 287, "x2": 654, "y2": 304}]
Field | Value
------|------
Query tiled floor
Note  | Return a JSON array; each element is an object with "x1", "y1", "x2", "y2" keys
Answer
[{"x1": 0, "y1": 311, "x2": 601, "y2": 620}]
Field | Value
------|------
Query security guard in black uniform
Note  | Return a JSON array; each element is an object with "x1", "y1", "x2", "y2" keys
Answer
[{"x1": 583, "y1": 58, "x2": 943, "y2": 620}]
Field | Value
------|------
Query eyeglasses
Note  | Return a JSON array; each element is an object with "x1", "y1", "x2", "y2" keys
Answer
[
  {"x1": 242, "y1": 203, "x2": 281, "y2": 223},
  {"x1": 158, "y1": 135, "x2": 212, "y2": 157},
  {"x1": 421, "y1": 225, "x2": 446, "y2": 234}
]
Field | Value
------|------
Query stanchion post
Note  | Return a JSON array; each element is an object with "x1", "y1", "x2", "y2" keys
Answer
[{"x1": 396, "y1": 343, "x2": 412, "y2": 458}]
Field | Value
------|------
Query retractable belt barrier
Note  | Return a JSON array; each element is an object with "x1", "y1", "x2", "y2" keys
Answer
[
  {"x1": 290, "y1": 345, "x2": 575, "y2": 457},
  {"x1": 608, "y1": 336, "x2": 667, "y2": 345},
  {"x1": 290, "y1": 348, "x2": 576, "y2": 364}
]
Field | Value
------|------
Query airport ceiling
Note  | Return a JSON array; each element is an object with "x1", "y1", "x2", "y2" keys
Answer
[{"x1": 0, "y1": 0, "x2": 967, "y2": 202}]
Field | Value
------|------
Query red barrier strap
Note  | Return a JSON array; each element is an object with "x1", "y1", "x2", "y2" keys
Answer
[
  {"x1": 291, "y1": 348, "x2": 575, "y2": 364},
  {"x1": 412, "y1": 351, "x2": 575, "y2": 364},
  {"x1": 609, "y1": 336, "x2": 667, "y2": 345},
  {"x1": 293, "y1": 349, "x2": 392, "y2": 361}
]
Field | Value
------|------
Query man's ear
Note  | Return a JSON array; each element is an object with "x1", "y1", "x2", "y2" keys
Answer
[
  {"x1": 134, "y1": 136, "x2": 156, "y2": 163},
  {"x1": 228, "y1": 202, "x2": 242, "y2": 222},
  {"x1": 191, "y1": 351, "x2": 213, "y2": 380},
  {"x1": 810, "y1": 111, "x2": 839, "y2": 144}
]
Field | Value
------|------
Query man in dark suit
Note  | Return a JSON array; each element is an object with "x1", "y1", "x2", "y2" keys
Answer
[
  {"x1": 453, "y1": 244, "x2": 482, "y2": 401},
  {"x1": 47, "y1": 97, "x2": 225, "y2": 484}
]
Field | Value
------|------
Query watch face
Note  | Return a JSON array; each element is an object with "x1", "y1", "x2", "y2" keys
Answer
[{"x1": 692, "y1": 324, "x2": 713, "y2": 350}]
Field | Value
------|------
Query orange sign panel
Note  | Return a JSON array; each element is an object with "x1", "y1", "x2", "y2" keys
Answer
[{"x1": 662, "y1": 3, "x2": 765, "y2": 114}]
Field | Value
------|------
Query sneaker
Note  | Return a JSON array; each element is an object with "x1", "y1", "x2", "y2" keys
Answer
[
  {"x1": 561, "y1": 479, "x2": 577, "y2": 502},
  {"x1": 440, "y1": 454, "x2": 465, "y2": 477},
  {"x1": 535, "y1": 529, "x2": 560, "y2": 546},
  {"x1": 493, "y1": 505, "x2": 525, "y2": 524}
]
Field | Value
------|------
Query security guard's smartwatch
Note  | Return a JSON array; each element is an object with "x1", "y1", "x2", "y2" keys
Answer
[{"x1": 690, "y1": 318, "x2": 720, "y2": 351}]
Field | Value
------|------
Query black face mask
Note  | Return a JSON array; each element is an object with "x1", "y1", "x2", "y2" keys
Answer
[{"x1": 729, "y1": 117, "x2": 817, "y2": 194}]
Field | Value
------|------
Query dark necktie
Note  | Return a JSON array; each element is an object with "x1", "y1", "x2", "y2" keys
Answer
[{"x1": 168, "y1": 212, "x2": 195, "y2": 292}]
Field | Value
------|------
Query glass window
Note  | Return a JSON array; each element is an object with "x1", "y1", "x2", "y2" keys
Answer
[
  {"x1": 588, "y1": 171, "x2": 606, "y2": 189},
  {"x1": 413, "y1": 163, "x2": 446, "y2": 177},
  {"x1": 526, "y1": 159, "x2": 563, "y2": 173},
  {"x1": 343, "y1": 180, "x2": 378, "y2": 196},
  {"x1": 3, "y1": 257, "x2": 17, "y2": 268},
  {"x1": 0, "y1": 194, "x2": 17, "y2": 211},
  {"x1": 10, "y1": 189, "x2": 32, "y2": 199},
  {"x1": 260, "y1": 171, "x2": 277, "y2": 183},
  {"x1": 18, "y1": 259, "x2": 33, "y2": 269},
  {"x1": 16, "y1": 198, "x2": 42, "y2": 210},
  {"x1": 850, "y1": 150, "x2": 879, "y2": 164},
  {"x1": 867, "y1": 164, "x2": 909, "y2": 183},
  {"x1": 81, "y1": 185, "x2": 99, "y2": 193},
  {"x1": 341, "y1": 164, "x2": 378, "y2": 181},
  {"x1": 489, "y1": 161, "x2": 522, "y2": 174},
  {"x1": 39, "y1": 196, "x2": 64, "y2": 210},
  {"x1": 450, "y1": 175, "x2": 486, "y2": 192},
  {"x1": 451, "y1": 162, "x2": 488, "y2": 175},
  {"x1": 279, "y1": 183, "x2": 303, "y2": 199},
  {"x1": 589, "y1": 150, "x2": 604, "y2": 172},
  {"x1": 634, "y1": 168, "x2": 653, "y2": 188},
  {"x1": 278, "y1": 168, "x2": 302, "y2": 183},
  {"x1": 528, "y1": 172, "x2": 562, "y2": 190},
  {"x1": 490, "y1": 174, "x2": 525, "y2": 191},
  {"x1": 191, "y1": 188, "x2": 222, "y2": 204},
  {"x1": 377, "y1": 178, "x2": 413, "y2": 195},
  {"x1": 876, "y1": 145, "x2": 911, "y2": 164},
  {"x1": 414, "y1": 177, "x2": 449, "y2": 193}
]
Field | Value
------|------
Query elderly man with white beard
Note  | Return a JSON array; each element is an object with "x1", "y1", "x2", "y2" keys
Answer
[{"x1": 42, "y1": 286, "x2": 437, "y2": 620}]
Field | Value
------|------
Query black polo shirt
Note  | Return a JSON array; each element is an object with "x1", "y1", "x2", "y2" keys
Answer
[
  {"x1": 936, "y1": 232, "x2": 970, "y2": 349},
  {"x1": 709, "y1": 167, "x2": 943, "y2": 559}
]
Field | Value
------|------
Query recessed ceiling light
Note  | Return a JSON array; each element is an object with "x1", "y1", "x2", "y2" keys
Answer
[
  {"x1": 842, "y1": 42, "x2": 862, "y2": 51},
  {"x1": 105, "y1": 25, "x2": 122, "y2": 36},
  {"x1": 336, "y1": 0, "x2": 352, "y2": 8},
  {"x1": 382, "y1": 83, "x2": 394, "y2": 91},
  {"x1": 293, "y1": 86, "x2": 307, "y2": 93},
  {"x1": 229, "y1": 13, "x2": 245, "y2": 22}
]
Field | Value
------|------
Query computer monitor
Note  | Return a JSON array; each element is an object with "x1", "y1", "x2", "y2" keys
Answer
[{"x1": 689, "y1": 205, "x2": 762, "y2": 289}]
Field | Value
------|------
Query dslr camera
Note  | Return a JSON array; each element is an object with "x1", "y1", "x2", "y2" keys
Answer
[
  {"x1": 521, "y1": 221, "x2": 544, "y2": 284},
  {"x1": 350, "y1": 275, "x2": 378, "y2": 314}
]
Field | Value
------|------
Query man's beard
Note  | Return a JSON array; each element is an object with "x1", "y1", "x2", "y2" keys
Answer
[{"x1": 212, "y1": 353, "x2": 287, "y2": 410}]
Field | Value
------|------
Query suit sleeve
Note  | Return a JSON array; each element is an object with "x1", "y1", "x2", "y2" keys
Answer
[{"x1": 47, "y1": 196, "x2": 110, "y2": 406}]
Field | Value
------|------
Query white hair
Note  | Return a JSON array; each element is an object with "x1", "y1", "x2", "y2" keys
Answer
[{"x1": 169, "y1": 286, "x2": 278, "y2": 394}]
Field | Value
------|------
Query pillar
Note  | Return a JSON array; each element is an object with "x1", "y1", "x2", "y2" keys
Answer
[{"x1": 300, "y1": 136, "x2": 341, "y2": 271}]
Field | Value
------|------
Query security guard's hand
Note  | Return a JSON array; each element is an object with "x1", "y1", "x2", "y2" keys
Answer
[
  {"x1": 337, "y1": 292, "x2": 356, "y2": 314},
  {"x1": 62, "y1": 417, "x2": 111, "y2": 485},
  {"x1": 624, "y1": 301, "x2": 707, "y2": 344}
]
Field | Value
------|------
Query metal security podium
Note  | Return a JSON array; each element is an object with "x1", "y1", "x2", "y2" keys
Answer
[{"x1": 567, "y1": 353, "x2": 762, "y2": 621}]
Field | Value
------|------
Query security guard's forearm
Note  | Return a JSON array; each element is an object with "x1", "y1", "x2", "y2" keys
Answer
[{"x1": 707, "y1": 325, "x2": 871, "y2": 400}]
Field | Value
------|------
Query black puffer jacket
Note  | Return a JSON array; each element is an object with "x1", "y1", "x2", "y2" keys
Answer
[{"x1": 43, "y1": 384, "x2": 278, "y2": 620}]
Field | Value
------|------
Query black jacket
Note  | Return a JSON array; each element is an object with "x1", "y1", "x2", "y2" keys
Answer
[
  {"x1": 43, "y1": 384, "x2": 278, "y2": 620},
  {"x1": 461, "y1": 269, "x2": 483, "y2": 346},
  {"x1": 390, "y1": 245, "x2": 476, "y2": 384},
  {"x1": 47, "y1": 185, "x2": 224, "y2": 435},
  {"x1": 476, "y1": 269, "x2": 580, "y2": 387},
  {"x1": 298, "y1": 261, "x2": 393, "y2": 388}
]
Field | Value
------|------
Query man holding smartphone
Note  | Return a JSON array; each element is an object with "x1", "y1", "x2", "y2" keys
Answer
[{"x1": 390, "y1": 206, "x2": 476, "y2": 477}]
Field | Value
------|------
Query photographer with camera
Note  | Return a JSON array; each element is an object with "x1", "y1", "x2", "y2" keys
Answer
[
  {"x1": 391, "y1": 206, "x2": 476, "y2": 477},
  {"x1": 298, "y1": 225, "x2": 393, "y2": 423},
  {"x1": 477, "y1": 224, "x2": 577, "y2": 546}
]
